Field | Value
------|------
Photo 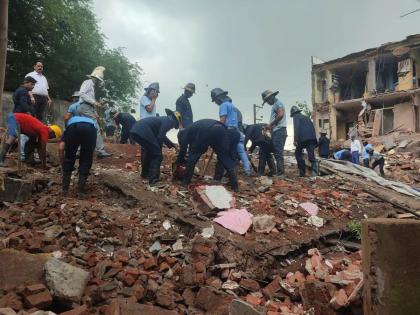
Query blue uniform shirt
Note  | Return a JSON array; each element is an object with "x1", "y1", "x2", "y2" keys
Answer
[
  {"x1": 219, "y1": 100, "x2": 238, "y2": 128},
  {"x1": 270, "y1": 99, "x2": 287, "y2": 132},
  {"x1": 362, "y1": 144, "x2": 373, "y2": 160},
  {"x1": 139, "y1": 95, "x2": 156, "y2": 119},
  {"x1": 334, "y1": 149, "x2": 348, "y2": 160},
  {"x1": 68, "y1": 102, "x2": 80, "y2": 116},
  {"x1": 67, "y1": 116, "x2": 96, "y2": 128}
]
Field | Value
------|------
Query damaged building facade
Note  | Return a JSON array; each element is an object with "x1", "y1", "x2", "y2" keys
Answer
[{"x1": 312, "y1": 34, "x2": 420, "y2": 141}]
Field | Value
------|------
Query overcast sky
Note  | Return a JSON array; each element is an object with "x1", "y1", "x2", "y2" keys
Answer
[{"x1": 92, "y1": 0, "x2": 420, "y2": 141}]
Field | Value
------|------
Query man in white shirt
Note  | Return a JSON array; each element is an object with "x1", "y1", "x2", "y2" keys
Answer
[
  {"x1": 350, "y1": 135, "x2": 361, "y2": 165},
  {"x1": 26, "y1": 61, "x2": 52, "y2": 122},
  {"x1": 139, "y1": 82, "x2": 159, "y2": 119}
]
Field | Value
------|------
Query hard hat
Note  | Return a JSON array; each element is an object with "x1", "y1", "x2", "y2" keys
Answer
[
  {"x1": 49, "y1": 125, "x2": 62, "y2": 139},
  {"x1": 261, "y1": 90, "x2": 279, "y2": 104},
  {"x1": 183, "y1": 83, "x2": 196, "y2": 93},
  {"x1": 210, "y1": 88, "x2": 228, "y2": 102},
  {"x1": 290, "y1": 105, "x2": 301, "y2": 117}
]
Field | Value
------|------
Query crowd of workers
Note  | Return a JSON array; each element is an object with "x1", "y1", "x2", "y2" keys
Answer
[{"x1": 0, "y1": 62, "x2": 387, "y2": 195}]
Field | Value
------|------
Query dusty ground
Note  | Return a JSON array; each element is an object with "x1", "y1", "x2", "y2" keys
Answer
[{"x1": 0, "y1": 144, "x2": 405, "y2": 314}]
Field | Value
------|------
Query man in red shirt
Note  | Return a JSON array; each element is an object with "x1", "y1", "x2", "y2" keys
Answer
[{"x1": 0, "y1": 113, "x2": 62, "y2": 168}]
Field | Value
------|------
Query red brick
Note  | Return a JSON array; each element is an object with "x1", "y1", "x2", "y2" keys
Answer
[
  {"x1": 262, "y1": 277, "x2": 281, "y2": 298},
  {"x1": 24, "y1": 290, "x2": 52, "y2": 309},
  {"x1": 267, "y1": 312, "x2": 282, "y2": 315},
  {"x1": 159, "y1": 262, "x2": 170, "y2": 272},
  {"x1": 331, "y1": 191, "x2": 341, "y2": 199},
  {"x1": 194, "y1": 261, "x2": 206, "y2": 273},
  {"x1": 59, "y1": 305, "x2": 88, "y2": 315},
  {"x1": 164, "y1": 256, "x2": 177, "y2": 267},
  {"x1": 143, "y1": 257, "x2": 157, "y2": 270},
  {"x1": 132, "y1": 284, "x2": 145, "y2": 301},
  {"x1": 245, "y1": 294, "x2": 262, "y2": 306},
  {"x1": 123, "y1": 274, "x2": 136, "y2": 287},
  {"x1": 239, "y1": 278, "x2": 260, "y2": 291},
  {"x1": 24, "y1": 283, "x2": 47, "y2": 295},
  {"x1": 137, "y1": 256, "x2": 146, "y2": 265}
]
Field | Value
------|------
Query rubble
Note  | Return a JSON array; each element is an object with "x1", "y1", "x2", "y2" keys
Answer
[{"x1": 213, "y1": 208, "x2": 253, "y2": 234}]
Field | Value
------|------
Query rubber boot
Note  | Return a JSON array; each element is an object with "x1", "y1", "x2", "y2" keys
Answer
[
  {"x1": 78, "y1": 174, "x2": 88, "y2": 197},
  {"x1": 298, "y1": 163, "x2": 306, "y2": 177},
  {"x1": 276, "y1": 158, "x2": 284, "y2": 176},
  {"x1": 311, "y1": 161, "x2": 319, "y2": 177},
  {"x1": 226, "y1": 169, "x2": 239, "y2": 192},
  {"x1": 257, "y1": 158, "x2": 265, "y2": 176},
  {"x1": 0, "y1": 143, "x2": 11, "y2": 167},
  {"x1": 267, "y1": 157, "x2": 276, "y2": 177},
  {"x1": 181, "y1": 165, "x2": 194, "y2": 186},
  {"x1": 148, "y1": 165, "x2": 160, "y2": 185},
  {"x1": 62, "y1": 171, "x2": 72, "y2": 195}
]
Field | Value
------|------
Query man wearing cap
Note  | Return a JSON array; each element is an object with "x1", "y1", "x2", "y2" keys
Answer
[
  {"x1": 290, "y1": 105, "x2": 318, "y2": 176},
  {"x1": 129, "y1": 109, "x2": 181, "y2": 184},
  {"x1": 211, "y1": 88, "x2": 252, "y2": 176},
  {"x1": 13, "y1": 76, "x2": 37, "y2": 115},
  {"x1": 262, "y1": 90, "x2": 287, "y2": 176},
  {"x1": 140, "y1": 82, "x2": 159, "y2": 119},
  {"x1": 362, "y1": 140, "x2": 373, "y2": 168},
  {"x1": 318, "y1": 130, "x2": 330, "y2": 158},
  {"x1": 176, "y1": 83, "x2": 195, "y2": 128},
  {"x1": 0, "y1": 113, "x2": 61, "y2": 168},
  {"x1": 26, "y1": 61, "x2": 52, "y2": 122},
  {"x1": 113, "y1": 111, "x2": 137, "y2": 144},
  {"x1": 244, "y1": 123, "x2": 276, "y2": 176},
  {"x1": 78, "y1": 66, "x2": 112, "y2": 158},
  {"x1": 333, "y1": 148, "x2": 352, "y2": 161},
  {"x1": 176, "y1": 119, "x2": 240, "y2": 191}
]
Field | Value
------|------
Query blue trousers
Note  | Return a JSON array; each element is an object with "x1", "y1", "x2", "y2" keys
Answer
[
  {"x1": 351, "y1": 151, "x2": 360, "y2": 164},
  {"x1": 237, "y1": 132, "x2": 251, "y2": 175}
]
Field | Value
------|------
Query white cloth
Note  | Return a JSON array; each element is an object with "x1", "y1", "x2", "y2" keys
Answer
[
  {"x1": 26, "y1": 71, "x2": 49, "y2": 96},
  {"x1": 350, "y1": 139, "x2": 361, "y2": 153},
  {"x1": 139, "y1": 95, "x2": 156, "y2": 119},
  {"x1": 79, "y1": 79, "x2": 96, "y2": 105}
]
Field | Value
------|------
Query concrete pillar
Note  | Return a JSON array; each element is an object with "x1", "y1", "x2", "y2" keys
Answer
[
  {"x1": 366, "y1": 57, "x2": 376, "y2": 95},
  {"x1": 362, "y1": 218, "x2": 420, "y2": 315}
]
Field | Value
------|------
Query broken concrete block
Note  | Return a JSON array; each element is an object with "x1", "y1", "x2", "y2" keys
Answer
[
  {"x1": 0, "y1": 175, "x2": 32, "y2": 202},
  {"x1": 252, "y1": 215, "x2": 276, "y2": 233},
  {"x1": 194, "y1": 185, "x2": 235, "y2": 214},
  {"x1": 229, "y1": 299, "x2": 262, "y2": 315},
  {"x1": 44, "y1": 259, "x2": 90, "y2": 303},
  {"x1": 213, "y1": 208, "x2": 253, "y2": 235},
  {"x1": 307, "y1": 215, "x2": 324, "y2": 228},
  {"x1": 300, "y1": 202, "x2": 319, "y2": 216},
  {"x1": 0, "y1": 249, "x2": 50, "y2": 290}
]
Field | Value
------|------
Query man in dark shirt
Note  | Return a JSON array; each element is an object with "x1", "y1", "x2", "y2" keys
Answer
[
  {"x1": 317, "y1": 130, "x2": 330, "y2": 158},
  {"x1": 113, "y1": 112, "x2": 136, "y2": 144},
  {"x1": 175, "y1": 83, "x2": 195, "y2": 128},
  {"x1": 129, "y1": 109, "x2": 181, "y2": 184},
  {"x1": 291, "y1": 106, "x2": 318, "y2": 177},
  {"x1": 13, "y1": 76, "x2": 37, "y2": 115},
  {"x1": 244, "y1": 123, "x2": 276, "y2": 176},
  {"x1": 176, "y1": 119, "x2": 239, "y2": 191}
]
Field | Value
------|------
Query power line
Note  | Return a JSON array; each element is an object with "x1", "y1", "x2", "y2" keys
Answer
[{"x1": 400, "y1": 7, "x2": 420, "y2": 18}]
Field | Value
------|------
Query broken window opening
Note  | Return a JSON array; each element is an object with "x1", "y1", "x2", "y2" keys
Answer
[
  {"x1": 333, "y1": 63, "x2": 367, "y2": 102},
  {"x1": 376, "y1": 57, "x2": 398, "y2": 93}
]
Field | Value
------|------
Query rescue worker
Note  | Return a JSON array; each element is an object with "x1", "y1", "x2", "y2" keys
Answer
[
  {"x1": 211, "y1": 88, "x2": 250, "y2": 176},
  {"x1": 244, "y1": 123, "x2": 276, "y2": 176},
  {"x1": 176, "y1": 119, "x2": 239, "y2": 191},
  {"x1": 318, "y1": 129, "x2": 330, "y2": 158},
  {"x1": 62, "y1": 110, "x2": 97, "y2": 196},
  {"x1": 367, "y1": 147, "x2": 385, "y2": 176},
  {"x1": 261, "y1": 90, "x2": 287, "y2": 176},
  {"x1": 78, "y1": 66, "x2": 112, "y2": 158},
  {"x1": 113, "y1": 112, "x2": 136, "y2": 144},
  {"x1": 350, "y1": 135, "x2": 361, "y2": 165},
  {"x1": 290, "y1": 105, "x2": 318, "y2": 176},
  {"x1": 333, "y1": 149, "x2": 352, "y2": 161},
  {"x1": 104, "y1": 102, "x2": 117, "y2": 138},
  {"x1": 13, "y1": 76, "x2": 37, "y2": 115},
  {"x1": 129, "y1": 109, "x2": 181, "y2": 184},
  {"x1": 362, "y1": 140, "x2": 373, "y2": 167},
  {"x1": 0, "y1": 113, "x2": 61, "y2": 168},
  {"x1": 176, "y1": 83, "x2": 195, "y2": 128},
  {"x1": 140, "y1": 82, "x2": 159, "y2": 119}
]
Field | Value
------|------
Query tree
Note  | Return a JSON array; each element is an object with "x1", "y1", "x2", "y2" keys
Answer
[
  {"x1": 6, "y1": 0, "x2": 141, "y2": 110},
  {"x1": 0, "y1": 0, "x2": 8, "y2": 123},
  {"x1": 295, "y1": 101, "x2": 312, "y2": 118}
]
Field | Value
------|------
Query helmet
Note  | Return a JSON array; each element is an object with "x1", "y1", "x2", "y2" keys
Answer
[
  {"x1": 290, "y1": 105, "x2": 301, "y2": 116},
  {"x1": 145, "y1": 82, "x2": 160, "y2": 93},
  {"x1": 184, "y1": 83, "x2": 196, "y2": 93},
  {"x1": 261, "y1": 90, "x2": 279, "y2": 104},
  {"x1": 210, "y1": 88, "x2": 228, "y2": 102},
  {"x1": 49, "y1": 125, "x2": 62, "y2": 139}
]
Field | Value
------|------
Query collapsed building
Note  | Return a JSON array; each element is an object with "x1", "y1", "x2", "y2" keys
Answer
[{"x1": 312, "y1": 34, "x2": 420, "y2": 141}]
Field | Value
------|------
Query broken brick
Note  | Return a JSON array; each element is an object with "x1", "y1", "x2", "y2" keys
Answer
[
  {"x1": 59, "y1": 305, "x2": 88, "y2": 315},
  {"x1": 262, "y1": 277, "x2": 281, "y2": 298},
  {"x1": 245, "y1": 294, "x2": 262, "y2": 306},
  {"x1": 23, "y1": 290, "x2": 53, "y2": 309},
  {"x1": 239, "y1": 278, "x2": 260, "y2": 291},
  {"x1": 143, "y1": 257, "x2": 157, "y2": 270}
]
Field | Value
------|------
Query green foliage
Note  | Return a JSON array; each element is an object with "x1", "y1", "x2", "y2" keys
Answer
[
  {"x1": 6, "y1": 0, "x2": 142, "y2": 110},
  {"x1": 295, "y1": 101, "x2": 312, "y2": 118},
  {"x1": 347, "y1": 219, "x2": 361, "y2": 240}
]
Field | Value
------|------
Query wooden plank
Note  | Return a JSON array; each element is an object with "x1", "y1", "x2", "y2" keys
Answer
[{"x1": 372, "y1": 110, "x2": 382, "y2": 136}]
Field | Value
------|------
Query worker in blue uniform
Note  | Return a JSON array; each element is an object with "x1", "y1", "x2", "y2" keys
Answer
[
  {"x1": 176, "y1": 119, "x2": 240, "y2": 191},
  {"x1": 129, "y1": 109, "x2": 181, "y2": 184},
  {"x1": 113, "y1": 112, "x2": 137, "y2": 144},
  {"x1": 243, "y1": 123, "x2": 276, "y2": 176},
  {"x1": 290, "y1": 105, "x2": 318, "y2": 176}
]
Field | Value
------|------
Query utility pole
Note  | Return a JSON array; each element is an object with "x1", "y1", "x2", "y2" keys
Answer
[
  {"x1": 253, "y1": 103, "x2": 263, "y2": 124},
  {"x1": 0, "y1": 0, "x2": 8, "y2": 125}
]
